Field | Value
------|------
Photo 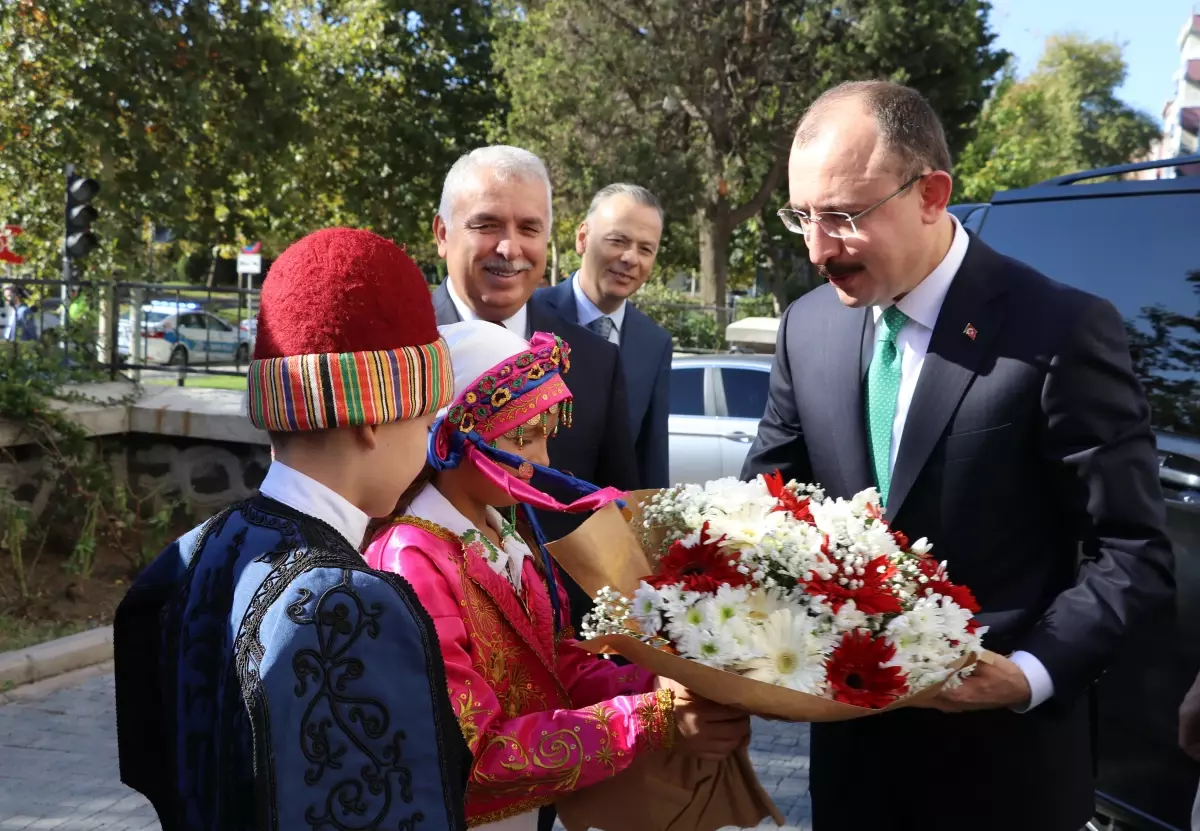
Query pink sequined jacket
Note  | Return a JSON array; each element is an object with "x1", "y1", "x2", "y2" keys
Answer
[{"x1": 364, "y1": 517, "x2": 676, "y2": 827}]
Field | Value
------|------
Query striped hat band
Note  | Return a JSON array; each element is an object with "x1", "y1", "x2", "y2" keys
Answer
[{"x1": 246, "y1": 338, "x2": 454, "y2": 431}]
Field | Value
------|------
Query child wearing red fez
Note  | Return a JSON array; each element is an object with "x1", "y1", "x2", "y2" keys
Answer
[{"x1": 113, "y1": 228, "x2": 470, "y2": 831}]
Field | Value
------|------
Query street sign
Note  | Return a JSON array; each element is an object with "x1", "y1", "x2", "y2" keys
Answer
[
  {"x1": 242, "y1": 242, "x2": 262, "y2": 254},
  {"x1": 237, "y1": 253, "x2": 262, "y2": 274}
]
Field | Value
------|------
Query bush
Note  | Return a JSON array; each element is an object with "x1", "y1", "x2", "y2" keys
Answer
[{"x1": 632, "y1": 282, "x2": 725, "y2": 351}]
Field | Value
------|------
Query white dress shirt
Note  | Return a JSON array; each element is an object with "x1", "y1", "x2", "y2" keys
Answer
[
  {"x1": 406, "y1": 484, "x2": 532, "y2": 591},
  {"x1": 872, "y1": 214, "x2": 1055, "y2": 713},
  {"x1": 445, "y1": 273, "x2": 529, "y2": 338},
  {"x1": 571, "y1": 272, "x2": 625, "y2": 345},
  {"x1": 258, "y1": 460, "x2": 370, "y2": 549}
]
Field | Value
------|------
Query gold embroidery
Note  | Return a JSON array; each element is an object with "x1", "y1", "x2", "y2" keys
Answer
[
  {"x1": 634, "y1": 688, "x2": 676, "y2": 752},
  {"x1": 583, "y1": 703, "x2": 618, "y2": 775},
  {"x1": 466, "y1": 795, "x2": 552, "y2": 827},
  {"x1": 393, "y1": 515, "x2": 459, "y2": 545},
  {"x1": 475, "y1": 728, "x2": 585, "y2": 796},
  {"x1": 455, "y1": 682, "x2": 485, "y2": 754}
]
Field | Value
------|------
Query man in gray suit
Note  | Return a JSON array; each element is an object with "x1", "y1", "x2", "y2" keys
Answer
[{"x1": 741, "y1": 80, "x2": 1174, "y2": 831}]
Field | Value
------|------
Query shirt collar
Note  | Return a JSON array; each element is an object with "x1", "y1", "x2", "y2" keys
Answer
[
  {"x1": 405, "y1": 484, "x2": 532, "y2": 589},
  {"x1": 571, "y1": 272, "x2": 626, "y2": 332},
  {"x1": 445, "y1": 273, "x2": 529, "y2": 338},
  {"x1": 258, "y1": 460, "x2": 370, "y2": 549},
  {"x1": 873, "y1": 213, "x2": 969, "y2": 330}
]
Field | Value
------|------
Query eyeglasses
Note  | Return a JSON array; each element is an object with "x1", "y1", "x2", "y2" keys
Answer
[{"x1": 777, "y1": 173, "x2": 927, "y2": 240}]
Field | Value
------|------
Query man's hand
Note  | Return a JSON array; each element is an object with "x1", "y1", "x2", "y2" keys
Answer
[
  {"x1": 921, "y1": 653, "x2": 1032, "y2": 712},
  {"x1": 655, "y1": 676, "x2": 750, "y2": 760},
  {"x1": 1178, "y1": 673, "x2": 1200, "y2": 761}
]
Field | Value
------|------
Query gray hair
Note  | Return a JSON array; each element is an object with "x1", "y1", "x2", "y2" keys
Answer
[
  {"x1": 438, "y1": 145, "x2": 553, "y2": 226},
  {"x1": 794, "y1": 81, "x2": 952, "y2": 179},
  {"x1": 585, "y1": 182, "x2": 664, "y2": 224}
]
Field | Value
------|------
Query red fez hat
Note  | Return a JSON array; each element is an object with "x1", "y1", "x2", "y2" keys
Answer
[{"x1": 246, "y1": 228, "x2": 454, "y2": 431}]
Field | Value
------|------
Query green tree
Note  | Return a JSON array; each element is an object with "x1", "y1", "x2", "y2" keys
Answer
[
  {"x1": 271, "y1": 1, "x2": 504, "y2": 263},
  {"x1": 0, "y1": 0, "x2": 502, "y2": 277},
  {"x1": 495, "y1": 0, "x2": 1007, "y2": 313},
  {"x1": 954, "y1": 34, "x2": 1160, "y2": 203},
  {"x1": 0, "y1": 0, "x2": 305, "y2": 277}
]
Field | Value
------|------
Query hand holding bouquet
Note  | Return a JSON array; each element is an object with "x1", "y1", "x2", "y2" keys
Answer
[{"x1": 553, "y1": 471, "x2": 985, "y2": 721}]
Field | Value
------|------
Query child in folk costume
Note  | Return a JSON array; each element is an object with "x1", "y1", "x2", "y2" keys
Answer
[
  {"x1": 114, "y1": 229, "x2": 470, "y2": 831},
  {"x1": 363, "y1": 320, "x2": 750, "y2": 830}
]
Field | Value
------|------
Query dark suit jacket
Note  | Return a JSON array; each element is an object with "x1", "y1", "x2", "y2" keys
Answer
[
  {"x1": 536, "y1": 277, "x2": 673, "y2": 489},
  {"x1": 741, "y1": 236, "x2": 1174, "y2": 831},
  {"x1": 433, "y1": 282, "x2": 641, "y2": 629}
]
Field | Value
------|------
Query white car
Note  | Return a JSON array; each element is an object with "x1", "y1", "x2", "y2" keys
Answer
[
  {"x1": 118, "y1": 302, "x2": 253, "y2": 366},
  {"x1": 668, "y1": 353, "x2": 773, "y2": 484}
]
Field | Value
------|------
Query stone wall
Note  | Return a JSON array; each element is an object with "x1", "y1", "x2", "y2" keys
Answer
[
  {"x1": 125, "y1": 434, "x2": 270, "y2": 516},
  {"x1": 0, "y1": 433, "x2": 270, "y2": 521}
]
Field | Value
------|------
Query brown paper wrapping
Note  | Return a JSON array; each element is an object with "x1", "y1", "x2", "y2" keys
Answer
[
  {"x1": 546, "y1": 494, "x2": 980, "y2": 723},
  {"x1": 556, "y1": 744, "x2": 785, "y2": 831}
]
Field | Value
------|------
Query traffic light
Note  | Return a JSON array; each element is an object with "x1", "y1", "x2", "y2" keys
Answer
[{"x1": 64, "y1": 163, "x2": 99, "y2": 260}]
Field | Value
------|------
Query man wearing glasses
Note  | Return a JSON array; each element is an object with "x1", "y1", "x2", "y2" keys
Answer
[{"x1": 742, "y1": 80, "x2": 1173, "y2": 831}]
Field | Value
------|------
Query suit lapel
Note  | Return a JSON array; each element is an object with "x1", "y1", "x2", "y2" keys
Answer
[
  {"x1": 886, "y1": 240, "x2": 1009, "y2": 517},
  {"x1": 820, "y1": 304, "x2": 875, "y2": 498},
  {"x1": 432, "y1": 282, "x2": 461, "y2": 326},
  {"x1": 527, "y1": 300, "x2": 557, "y2": 340},
  {"x1": 550, "y1": 278, "x2": 579, "y2": 325},
  {"x1": 620, "y1": 309, "x2": 651, "y2": 384}
]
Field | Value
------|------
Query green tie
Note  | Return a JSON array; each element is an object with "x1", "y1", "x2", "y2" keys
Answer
[{"x1": 866, "y1": 305, "x2": 909, "y2": 505}]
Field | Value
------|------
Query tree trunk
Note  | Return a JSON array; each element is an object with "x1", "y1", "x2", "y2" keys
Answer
[
  {"x1": 697, "y1": 201, "x2": 732, "y2": 328},
  {"x1": 550, "y1": 237, "x2": 560, "y2": 285}
]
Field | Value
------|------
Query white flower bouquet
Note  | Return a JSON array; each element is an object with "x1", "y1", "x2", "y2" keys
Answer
[{"x1": 548, "y1": 471, "x2": 984, "y2": 721}]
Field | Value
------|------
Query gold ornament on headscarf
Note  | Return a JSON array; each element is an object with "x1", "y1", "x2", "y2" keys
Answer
[{"x1": 503, "y1": 404, "x2": 562, "y2": 447}]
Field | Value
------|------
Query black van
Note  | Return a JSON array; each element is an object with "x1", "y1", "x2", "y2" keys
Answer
[{"x1": 949, "y1": 154, "x2": 1200, "y2": 831}]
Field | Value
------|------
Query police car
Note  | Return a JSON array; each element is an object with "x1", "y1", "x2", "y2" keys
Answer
[{"x1": 118, "y1": 301, "x2": 253, "y2": 365}]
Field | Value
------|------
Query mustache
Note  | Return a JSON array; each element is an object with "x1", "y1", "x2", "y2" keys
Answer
[
  {"x1": 482, "y1": 257, "x2": 532, "y2": 273},
  {"x1": 818, "y1": 261, "x2": 865, "y2": 280}
]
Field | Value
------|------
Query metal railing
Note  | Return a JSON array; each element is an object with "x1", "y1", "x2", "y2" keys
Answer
[{"x1": 0, "y1": 275, "x2": 260, "y2": 387}]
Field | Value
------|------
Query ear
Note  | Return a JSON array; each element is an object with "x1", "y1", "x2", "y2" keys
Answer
[
  {"x1": 575, "y1": 221, "x2": 589, "y2": 256},
  {"x1": 920, "y1": 171, "x2": 954, "y2": 222},
  {"x1": 433, "y1": 214, "x2": 449, "y2": 258},
  {"x1": 356, "y1": 424, "x2": 381, "y2": 451}
]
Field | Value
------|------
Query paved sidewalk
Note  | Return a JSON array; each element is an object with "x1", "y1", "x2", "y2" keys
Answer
[{"x1": 0, "y1": 667, "x2": 812, "y2": 830}]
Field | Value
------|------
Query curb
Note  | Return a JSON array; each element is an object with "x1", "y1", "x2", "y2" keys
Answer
[{"x1": 0, "y1": 626, "x2": 113, "y2": 692}]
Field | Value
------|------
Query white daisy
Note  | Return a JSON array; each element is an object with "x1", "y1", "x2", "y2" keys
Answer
[{"x1": 736, "y1": 608, "x2": 834, "y2": 693}]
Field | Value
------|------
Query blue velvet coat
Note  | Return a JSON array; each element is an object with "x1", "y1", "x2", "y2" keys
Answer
[{"x1": 113, "y1": 496, "x2": 470, "y2": 831}]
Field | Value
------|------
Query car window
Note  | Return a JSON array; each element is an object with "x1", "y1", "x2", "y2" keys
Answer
[
  {"x1": 975, "y1": 193, "x2": 1200, "y2": 439},
  {"x1": 670, "y1": 367, "x2": 706, "y2": 416},
  {"x1": 205, "y1": 315, "x2": 233, "y2": 332},
  {"x1": 721, "y1": 367, "x2": 770, "y2": 419}
]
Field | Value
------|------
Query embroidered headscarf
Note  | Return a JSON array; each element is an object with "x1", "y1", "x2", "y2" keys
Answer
[{"x1": 428, "y1": 320, "x2": 628, "y2": 630}]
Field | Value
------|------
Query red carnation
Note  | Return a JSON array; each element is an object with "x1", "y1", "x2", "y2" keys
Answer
[
  {"x1": 915, "y1": 560, "x2": 981, "y2": 614},
  {"x1": 647, "y1": 523, "x2": 750, "y2": 594},
  {"x1": 763, "y1": 470, "x2": 814, "y2": 524},
  {"x1": 826, "y1": 630, "x2": 908, "y2": 708},
  {"x1": 804, "y1": 554, "x2": 903, "y2": 616}
]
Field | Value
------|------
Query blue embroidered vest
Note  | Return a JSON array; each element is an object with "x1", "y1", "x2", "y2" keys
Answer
[{"x1": 113, "y1": 496, "x2": 470, "y2": 831}]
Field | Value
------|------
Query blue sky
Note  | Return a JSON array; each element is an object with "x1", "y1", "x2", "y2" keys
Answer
[{"x1": 990, "y1": 0, "x2": 1192, "y2": 125}]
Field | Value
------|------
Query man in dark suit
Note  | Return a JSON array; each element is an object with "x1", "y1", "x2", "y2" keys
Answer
[
  {"x1": 430, "y1": 145, "x2": 640, "y2": 623},
  {"x1": 536, "y1": 183, "x2": 673, "y2": 489},
  {"x1": 742, "y1": 81, "x2": 1174, "y2": 831}
]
